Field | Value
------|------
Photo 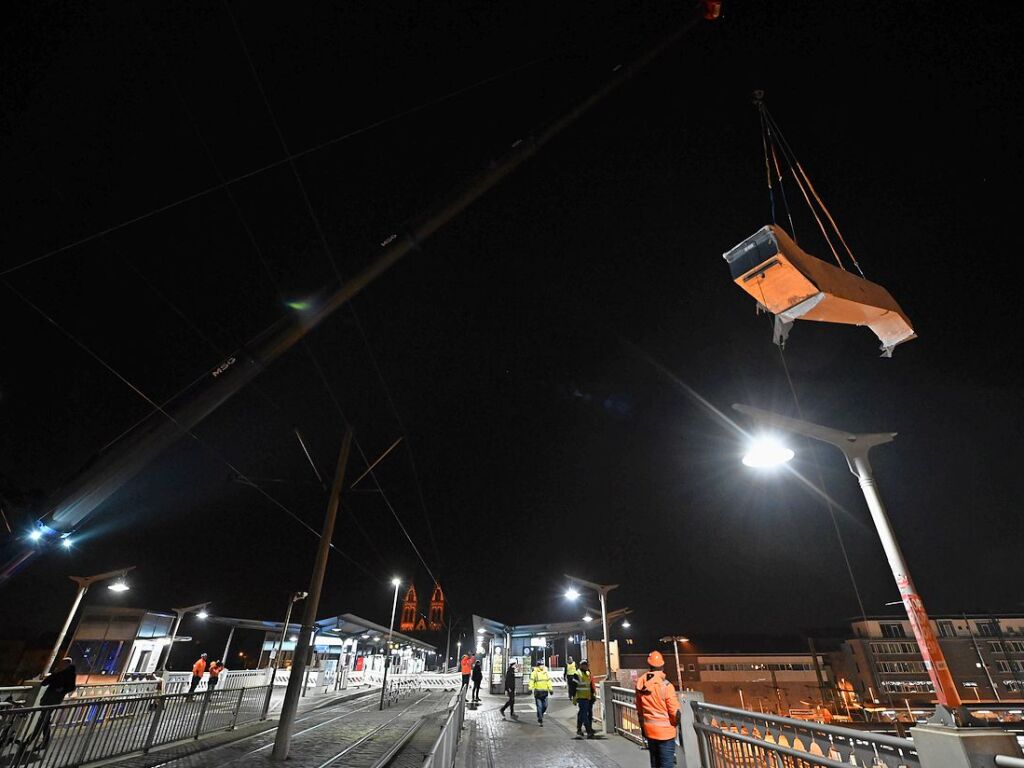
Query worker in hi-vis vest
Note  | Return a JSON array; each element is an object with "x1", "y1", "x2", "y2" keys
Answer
[
  {"x1": 528, "y1": 660, "x2": 553, "y2": 726},
  {"x1": 635, "y1": 650, "x2": 681, "y2": 768}
]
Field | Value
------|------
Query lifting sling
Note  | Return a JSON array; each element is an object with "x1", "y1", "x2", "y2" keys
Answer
[{"x1": 723, "y1": 225, "x2": 916, "y2": 357}]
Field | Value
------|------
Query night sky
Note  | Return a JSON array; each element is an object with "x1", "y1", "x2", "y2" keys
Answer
[{"x1": 2, "y1": 0, "x2": 1022, "y2": 659}]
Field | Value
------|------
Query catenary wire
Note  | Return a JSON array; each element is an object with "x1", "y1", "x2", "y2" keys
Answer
[
  {"x1": 0, "y1": 51, "x2": 554, "y2": 279},
  {"x1": 3, "y1": 279, "x2": 384, "y2": 583},
  {"x1": 222, "y1": 0, "x2": 446, "y2": 587}
]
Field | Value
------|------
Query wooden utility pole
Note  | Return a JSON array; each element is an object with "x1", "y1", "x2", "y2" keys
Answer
[{"x1": 272, "y1": 426, "x2": 353, "y2": 761}]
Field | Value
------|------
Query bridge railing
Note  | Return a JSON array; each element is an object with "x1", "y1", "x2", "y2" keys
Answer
[
  {"x1": 422, "y1": 692, "x2": 466, "y2": 768},
  {"x1": 608, "y1": 685, "x2": 644, "y2": 744},
  {"x1": 690, "y1": 701, "x2": 919, "y2": 768},
  {"x1": 0, "y1": 684, "x2": 271, "y2": 768}
]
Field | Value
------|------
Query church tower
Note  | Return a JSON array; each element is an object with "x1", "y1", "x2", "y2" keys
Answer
[
  {"x1": 399, "y1": 585, "x2": 418, "y2": 632},
  {"x1": 428, "y1": 583, "x2": 445, "y2": 631}
]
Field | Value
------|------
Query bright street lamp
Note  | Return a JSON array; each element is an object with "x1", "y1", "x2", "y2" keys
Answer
[
  {"x1": 107, "y1": 579, "x2": 130, "y2": 592},
  {"x1": 196, "y1": 610, "x2": 210, "y2": 620},
  {"x1": 42, "y1": 567, "x2": 135, "y2": 678},
  {"x1": 622, "y1": 620, "x2": 632, "y2": 629},
  {"x1": 28, "y1": 529, "x2": 43, "y2": 542},
  {"x1": 741, "y1": 436, "x2": 794, "y2": 468},
  {"x1": 61, "y1": 538, "x2": 73, "y2": 549},
  {"x1": 734, "y1": 403, "x2": 964, "y2": 721},
  {"x1": 582, "y1": 614, "x2": 594, "y2": 622},
  {"x1": 565, "y1": 588, "x2": 581, "y2": 600},
  {"x1": 380, "y1": 577, "x2": 402, "y2": 710}
]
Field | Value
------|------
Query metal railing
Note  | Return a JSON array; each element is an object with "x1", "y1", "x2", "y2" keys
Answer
[
  {"x1": 422, "y1": 693, "x2": 466, "y2": 768},
  {"x1": 68, "y1": 680, "x2": 160, "y2": 701},
  {"x1": 691, "y1": 702, "x2": 919, "y2": 768},
  {"x1": 609, "y1": 685, "x2": 644, "y2": 744},
  {"x1": 0, "y1": 684, "x2": 270, "y2": 768}
]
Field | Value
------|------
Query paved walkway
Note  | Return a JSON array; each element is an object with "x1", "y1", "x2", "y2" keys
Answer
[
  {"x1": 456, "y1": 690, "x2": 652, "y2": 768},
  {"x1": 108, "y1": 688, "x2": 451, "y2": 768}
]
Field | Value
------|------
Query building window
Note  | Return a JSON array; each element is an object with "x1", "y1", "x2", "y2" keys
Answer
[
  {"x1": 937, "y1": 621, "x2": 956, "y2": 638},
  {"x1": 877, "y1": 661, "x2": 927, "y2": 674},
  {"x1": 977, "y1": 622, "x2": 999, "y2": 637},
  {"x1": 870, "y1": 642, "x2": 919, "y2": 655},
  {"x1": 881, "y1": 680, "x2": 934, "y2": 693},
  {"x1": 688, "y1": 664, "x2": 695, "y2": 672},
  {"x1": 880, "y1": 624, "x2": 906, "y2": 639},
  {"x1": 989, "y1": 640, "x2": 1024, "y2": 654},
  {"x1": 1005, "y1": 681, "x2": 1024, "y2": 692},
  {"x1": 995, "y1": 660, "x2": 1024, "y2": 673}
]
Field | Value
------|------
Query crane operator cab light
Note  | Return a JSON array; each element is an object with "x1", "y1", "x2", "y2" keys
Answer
[{"x1": 723, "y1": 225, "x2": 916, "y2": 357}]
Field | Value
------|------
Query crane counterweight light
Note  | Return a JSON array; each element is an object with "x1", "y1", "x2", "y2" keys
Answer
[{"x1": 723, "y1": 225, "x2": 916, "y2": 356}]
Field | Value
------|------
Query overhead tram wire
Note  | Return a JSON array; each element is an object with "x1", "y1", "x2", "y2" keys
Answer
[
  {"x1": 2, "y1": 280, "x2": 384, "y2": 583},
  {"x1": 2, "y1": 3, "x2": 717, "y2": 586},
  {"x1": 127, "y1": 8, "x2": 399, "y2": 574},
  {"x1": 0, "y1": 51, "x2": 556, "y2": 279},
  {"x1": 221, "y1": 0, "x2": 445, "y2": 577}
]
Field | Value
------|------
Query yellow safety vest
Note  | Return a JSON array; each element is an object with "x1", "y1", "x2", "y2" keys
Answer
[
  {"x1": 566, "y1": 661, "x2": 577, "y2": 677},
  {"x1": 529, "y1": 666, "x2": 553, "y2": 693},
  {"x1": 574, "y1": 670, "x2": 594, "y2": 701}
]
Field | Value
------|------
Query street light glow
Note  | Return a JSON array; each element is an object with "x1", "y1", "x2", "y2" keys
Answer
[
  {"x1": 61, "y1": 538, "x2": 73, "y2": 549},
  {"x1": 565, "y1": 588, "x2": 581, "y2": 600},
  {"x1": 107, "y1": 579, "x2": 130, "y2": 592},
  {"x1": 622, "y1": 620, "x2": 631, "y2": 628},
  {"x1": 741, "y1": 436, "x2": 794, "y2": 468},
  {"x1": 391, "y1": 577, "x2": 401, "y2": 587},
  {"x1": 197, "y1": 610, "x2": 209, "y2": 620},
  {"x1": 583, "y1": 614, "x2": 593, "y2": 622},
  {"x1": 29, "y1": 530, "x2": 43, "y2": 542}
]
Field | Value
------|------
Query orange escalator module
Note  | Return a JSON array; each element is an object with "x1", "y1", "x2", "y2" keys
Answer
[{"x1": 723, "y1": 225, "x2": 916, "y2": 357}]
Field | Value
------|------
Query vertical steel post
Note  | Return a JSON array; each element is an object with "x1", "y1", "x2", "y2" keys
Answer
[
  {"x1": 379, "y1": 580, "x2": 401, "y2": 710},
  {"x1": 229, "y1": 686, "x2": 247, "y2": 730},
  {"x1": 221, "y1": 626, "x2": 235, "y2": 664},
  {"x1": 599, "y1": 590, "x2": 613, "y2": 682},
  {"x1": 673, "y1": 639, "x2": 683, "y2": 691},
  {"x1": 43, "y1": 581, "x2": 89, "y2": 677},
  {"x1": 143, "y1": 696, "x2": 165, "y2": 752},
  {"x1": 194, "y1": 689, "x2": 212, "y2": 739},
  {"x1": 272, "y1": 426, "x2": 352, "y2": 761}
]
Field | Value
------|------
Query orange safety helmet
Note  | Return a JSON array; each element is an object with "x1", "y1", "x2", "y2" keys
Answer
[{"x1": 647, "y1": 650, "x2": 665, "y2": 667}]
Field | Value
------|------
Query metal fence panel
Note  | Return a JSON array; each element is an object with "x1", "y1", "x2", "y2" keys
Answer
[
  {"x1": 691, "y1": 702, "x2": 919, "y2": 768},
  {"x1": 0, "y1": 685, "x2": 272, "y2": 768}
]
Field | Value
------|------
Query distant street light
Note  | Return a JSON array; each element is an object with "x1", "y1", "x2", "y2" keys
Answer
[
  {"x1": 107, "y1": 579, "x2": 130, "y2": 592},
  {"x1": 582, "y1": 614, "x2": 594, "y2": 623},
  {"x1": 565, "y1": 575, "x2": 619, "y2": 681},
  {"x1": 660, "y1": 635, "x2": 690, "y2": 692},
  {"x1": 42, "y1": 567, "x2": 135, "y2": 678},
  {"x1": 734, "y1": 403, "x2": 964, "y2": 720},
  {"x1": 380, "y1": 577, "x2": 402, "y2": 711},
  {"x1": 61, "y1": 538, "x2": 73, "y2": 549},
  {"x1": 158, "y1": 601, "x2": 211, "y2": 673},
  {"x1": 197, "y1": 610, "x2": 210, "y2": 620},
  {"x1": 622, "y1": 621, "x2": 632, "y2": 629},
  {"x1": 28, "y1": 529, "x2": 42, "y2": 542}
]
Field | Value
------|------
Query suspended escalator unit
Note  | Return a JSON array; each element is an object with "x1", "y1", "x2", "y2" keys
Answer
[{"x1": 724, "y1": 225, "x2": 916, "y2": 356}]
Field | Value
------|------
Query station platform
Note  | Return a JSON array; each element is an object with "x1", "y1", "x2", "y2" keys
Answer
[{"x1": 457, "y1": 689, "x2": 652, "y2": 768}]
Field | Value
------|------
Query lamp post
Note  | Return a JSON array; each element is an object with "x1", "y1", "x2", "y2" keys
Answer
[
  {"x1": 565, "y1": 574, "x2": 619, "y2": 682},
  {"x1": 158, "y1": 601, "x2": 211, "y2": 673},
  {"x1": 734, "y1": 404, "x2": 964, "y2": 721},
  {"x1": 271, "y1": 591, "x2": 308, "y2": 675},
  {"x1": 379, "y1": 578, "x2": 401, "y2": 710},
  {"x1": 659, "y1": 635, "x2": 690, "y2": 692},
  {"x1": 42, "y1": 567, "x2": 135, "y2": 677}
]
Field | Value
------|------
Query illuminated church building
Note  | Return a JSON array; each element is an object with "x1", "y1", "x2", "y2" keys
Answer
[{"x1": 399, "y1": 583, "x2": 445, "y2": 633}]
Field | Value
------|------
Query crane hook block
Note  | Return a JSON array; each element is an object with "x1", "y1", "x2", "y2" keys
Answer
[{"x1": 723, "y1": 225, "x2": 916, "y2": 357}]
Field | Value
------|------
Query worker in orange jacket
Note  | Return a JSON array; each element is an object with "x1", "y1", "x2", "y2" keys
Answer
[
  {"x1": 188, "y1": 653, "x2": 208, "y2": 697},
  {"x1": 460, "y1": 654, "x2": 474, "y2": 696},
  {"x1": 635, "y1": 650, "x2": 681, "y2": 768}
]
